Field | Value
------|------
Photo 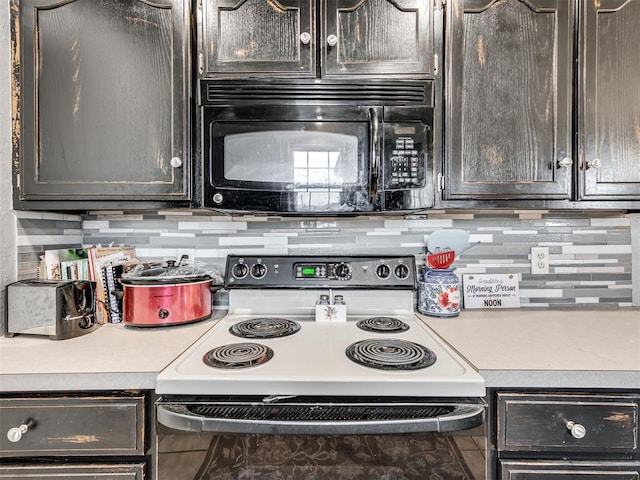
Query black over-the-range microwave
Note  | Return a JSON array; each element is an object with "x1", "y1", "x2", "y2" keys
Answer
[{"x1": 201, "y1": 79, "x2": 434, "y2": 214}]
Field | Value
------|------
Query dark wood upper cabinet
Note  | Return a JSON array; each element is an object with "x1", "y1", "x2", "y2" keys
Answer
[
  {"x1": 14, "y1": 0, "x2": 191, "y2": 208},
  {"x1": 322, "y1": 0, "x2": 432, "y2": 76},
  {"x1": 199, "y1": 0, "x2": 433, "y2": 78},
  {"x1": 579, "y1": 0, "x2": 640, "y2": 200},
  {"x1": 200, "y1": 0, "x2": 315, "y2": 76},
  {"x1": 444, "y1": 0, "x2": 574, "y2": 200}
]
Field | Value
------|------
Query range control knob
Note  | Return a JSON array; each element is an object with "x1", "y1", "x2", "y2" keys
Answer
[
  {"x1": 334, "y1": 262, "x2": 351, "y2": 280},
  {"x1": 376, "y1": 264, "x2": 391, "y2": 279},
  {"x1": 231, "y1": 263, "x2": 249, "y2": 279},
  {"x1": 251, "y1": 263, "x2": 267, "y2": 279},
  {"x1": 394, "y1": 264, "x2": 410, "y2": 280}
]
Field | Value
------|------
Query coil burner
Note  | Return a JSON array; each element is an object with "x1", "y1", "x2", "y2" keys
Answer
[
  {"x1": 346, "y1": 339, "x2": 436, "y2": 370},
  {"x1": 356, "y1": 317, "x2": 410, "y2": 333},
  {"x1": 203, "y1": 343, "x2": 274, "y2": 369},
  {"x1": 229, "y1": 318, "x2": 301, "y2": 339}
]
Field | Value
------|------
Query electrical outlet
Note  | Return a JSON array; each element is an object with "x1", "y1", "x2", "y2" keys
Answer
[{"x1": 530, "y1": 247, "x2": 549, "y2": 275}]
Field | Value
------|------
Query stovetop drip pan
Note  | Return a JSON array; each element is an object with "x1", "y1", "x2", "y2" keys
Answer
[{"x1": 157, "y1": 396, "x2": 486, "y2": 435}]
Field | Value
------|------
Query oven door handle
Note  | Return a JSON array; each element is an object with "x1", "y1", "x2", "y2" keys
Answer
[
  {"x1": 368, "y1": 107, "x2": 381, "y2": 205},
  {"x1": 157, "y1": 402, "x2": 485, "y2": 435}
]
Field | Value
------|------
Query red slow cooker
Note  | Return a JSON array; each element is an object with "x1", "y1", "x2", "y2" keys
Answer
[{"x1": 120, "y1": 261, "x2": 221, "y2": 327}]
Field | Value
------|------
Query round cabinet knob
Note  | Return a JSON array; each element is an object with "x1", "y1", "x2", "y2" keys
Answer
[
  {"x1": 300, "y1": 32, "x2": 312, "y2": 45},
  {"x1": 557, "y1": 157, "x2": 573, "y2": 168},
  {"x1": 586, "y1": 158, "x2": 602, "y2": 170},
  {"x1": 326, "y1": 34, "x2": 338, "y2": 47},
  {"x1": 170, "y1": 157, "x2": 183, "y2": 168},
  {"x1": 376, "y1": 264, "x2": 391, "y2": 279},
  {"x1": 566, "y1": 421, "x2": 587, "y2": 439},
  {"x1": 251, "y1": 263, "x2": 267, "y2": 279},
  {"x1": 7, "y1": 421, "x2": 33, "y2": 443}
]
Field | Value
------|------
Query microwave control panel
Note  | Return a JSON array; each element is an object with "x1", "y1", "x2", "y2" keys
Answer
[{"x1": 383, "y1": 123, "x2": 427, "y2": 189}]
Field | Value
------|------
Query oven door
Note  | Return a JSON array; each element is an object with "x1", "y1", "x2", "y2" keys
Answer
[
  {"x1": 204, "y1": 104, "x2": 376, "y2": 213},
  {"x1": 156, "y1": 396, "x2": 485, "y2": 480}
]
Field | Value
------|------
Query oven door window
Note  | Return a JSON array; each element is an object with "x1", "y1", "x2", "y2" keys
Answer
[{"x1": 210, "y1": 122, "x2": 371, "y2": 212}]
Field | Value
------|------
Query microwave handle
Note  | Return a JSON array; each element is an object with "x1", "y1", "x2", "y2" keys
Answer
[{"x1": 368, "y1": 108, "x2": 381, "y2": 204}]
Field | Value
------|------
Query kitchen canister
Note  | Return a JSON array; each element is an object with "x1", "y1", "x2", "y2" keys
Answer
[{"x1": 418, "y1": 268, "x2": 461, "y2": 317}]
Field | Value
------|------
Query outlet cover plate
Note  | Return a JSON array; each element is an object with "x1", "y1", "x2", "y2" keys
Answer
[{"x1": 531, "y1": 247, "x2": 549, "y2": 275}]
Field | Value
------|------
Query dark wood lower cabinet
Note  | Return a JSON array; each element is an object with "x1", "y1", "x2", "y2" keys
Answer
[
  {"x1": 500, "y1": 461, "x2": 640, "y2": 479},
  {"x1": 0, "y1": 392, "x2": 151, "y2": 480},
  {"x1": 0, "y1": 463, "x2": 146, "y2": 479},
  {"x1": 488, "y1": 390, "x2": 640, "y2": 479}
]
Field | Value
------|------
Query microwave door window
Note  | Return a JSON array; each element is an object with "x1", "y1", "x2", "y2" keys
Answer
[{"x1": 223, "y1": 130, "x2": 365, "y2": 212}]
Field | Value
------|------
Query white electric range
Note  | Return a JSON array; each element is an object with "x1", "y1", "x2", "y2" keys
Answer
[{"x1": 156, "y1": 255, "x2": 485, "y2": 435}]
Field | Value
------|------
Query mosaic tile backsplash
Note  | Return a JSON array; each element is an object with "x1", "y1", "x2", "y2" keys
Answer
[{"x1": 16, "y1": 209, "x2": 634, "y2": 308}]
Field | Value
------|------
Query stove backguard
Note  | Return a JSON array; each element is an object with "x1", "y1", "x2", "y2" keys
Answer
[{"x1": 224, "y1": 254, "x2": 418, "y2": 290}]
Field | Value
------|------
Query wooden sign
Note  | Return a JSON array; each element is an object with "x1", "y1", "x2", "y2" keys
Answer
[{"x1": 462, "y1": 274, "x2": 520, "y2": 309}]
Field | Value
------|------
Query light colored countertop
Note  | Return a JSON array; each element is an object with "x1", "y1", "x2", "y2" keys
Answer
[
  {"x1": 420, "y1": 308, "x2": 640, "y2": 389},
  {"x1": 0, "y1": 315, "x2": 219, "y2": 392},
  {"x1": 1, "y1": 308, "x2": 638, "y2": 392}
]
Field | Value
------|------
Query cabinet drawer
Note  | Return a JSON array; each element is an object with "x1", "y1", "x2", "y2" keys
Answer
[
  {"x1": 500, "y1": 460, "x2": 640, "y2": 479},
  {"x1": 497, "y1": 393, "x2": 639, "y2": 453},
  {"x1": 0, "y1": 394, "x2": 145, "y2": 457},
  {"x1": 0, "y1": 463, "x2": 146, "y2": 479}
]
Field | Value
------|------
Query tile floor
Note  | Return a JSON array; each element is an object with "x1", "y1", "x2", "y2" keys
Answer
[{"x1": 451, "y1": 433, "x2": 486, "y2": 480}]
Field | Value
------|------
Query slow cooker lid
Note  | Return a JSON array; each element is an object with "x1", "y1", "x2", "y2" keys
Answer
[{"x1": 120, "y1": 259, "x2": 222, "y2": 285}]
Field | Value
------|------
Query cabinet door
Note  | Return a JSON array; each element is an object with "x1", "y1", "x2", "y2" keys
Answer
[
  {"x1": 16, "y1": 0, "x2": 190, "y2": 203},
  {"x1": 444, "y1": 0, "x2": 573, "y2": 200},
  {"x1": 579, "y1": 0, "x2": 640, "y2": 200},
  {"x1": 323, "y1": 0, "x2": 432, "y2": 77},
  {"x1": 496, "y1": 393, "x2": 639, "y2": 454},
  {"x1": 0, "y1": 394, "x2": 146, "y2": 457},
  {"x1": 201, "y1": 0, "x2": 314, "y2": 76}
]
